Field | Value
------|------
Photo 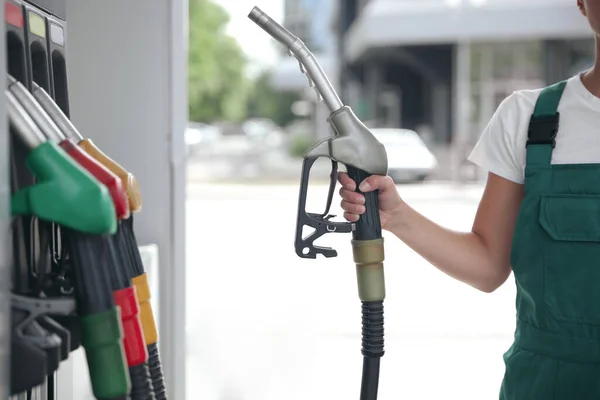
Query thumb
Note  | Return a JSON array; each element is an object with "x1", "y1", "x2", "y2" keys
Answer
[{"x1": 358, "y1": 175, "x2": 393, "y2": 192}]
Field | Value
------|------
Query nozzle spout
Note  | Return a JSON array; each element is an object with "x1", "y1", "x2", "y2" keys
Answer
[
  {"x1": 31, "y1": 82, "x2": 84, "y2": 142},
  {"x1": 248, "y1": 6, "x2": 343, "y2": 113},
  {"x1": 6, "y1": 90, "x2": 46, "y2": 150},
  {"x1": 7, "y1": 77, "x2": 66, "y2": 142},
  {"x1": 248, "y1": 7, "x2": 298, "y2": 49}
]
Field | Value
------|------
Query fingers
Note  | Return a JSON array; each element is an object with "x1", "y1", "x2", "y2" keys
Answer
[
  {"x1": 340, "y1": 200, "x2": 365, "y2": 215},
  {"x1": 339, "y1": 180, "x2": 365, "y2": 222},
  {"x1": 343, "y1": 211, "x2": 359, "y2": 222},
  {"x1": 339, "y1": 186, "x2": 365, "y2": 204},
  {"x1": 337, "y1": 172, "x2": 356, "y2": 190},
  {"x1": 358, "y1": 175, "x2": 395, "y2": 193},
  {"x1": 338, "y1": 172, "x2": 396, "y2": 223}
]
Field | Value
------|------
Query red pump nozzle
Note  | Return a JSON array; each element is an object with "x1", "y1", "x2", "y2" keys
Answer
[{"x1": 59, "y1": 139, "x2": 130, "y2": 220}]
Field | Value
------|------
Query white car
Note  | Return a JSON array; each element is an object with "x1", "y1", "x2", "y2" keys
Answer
[
  {"x1": 371, "y1": 128, "x2": 438, "y2": 183},
  {"x1": 185, "y1": 122, "x2": 222, "y2": 156}
]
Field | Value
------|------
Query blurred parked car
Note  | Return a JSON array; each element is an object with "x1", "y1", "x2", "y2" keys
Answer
[
  {"x1": 371, "y1": 128, "x2": 438, "y2": 183},
  {"x1": 185, "y1": 122, "x2": 222, "y2": 157},
  {"x1": 241, "y1": 118, "x2": 284, "y2": 148}
]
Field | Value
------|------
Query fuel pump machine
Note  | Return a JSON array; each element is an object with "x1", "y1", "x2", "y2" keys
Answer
[{"x1": 4, "y1": 1, "x2": 167, "y2": 399}]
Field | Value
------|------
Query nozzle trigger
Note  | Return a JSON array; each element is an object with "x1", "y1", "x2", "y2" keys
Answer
[{"x1": 294, "y1": 157, "x2": 353, "y2": 259}]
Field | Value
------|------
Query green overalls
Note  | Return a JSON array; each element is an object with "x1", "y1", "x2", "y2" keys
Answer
[{"x1": 500, "y1": 80, "x2": 600, "y2": 399}]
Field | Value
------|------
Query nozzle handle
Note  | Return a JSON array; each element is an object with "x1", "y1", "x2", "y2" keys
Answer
[
  {"x1": 113, "y1": 287, "x2": 148, "y2": 367},
  {"x1": 10, "y1": 141, "x2": 117, "y2": 235},
  {"x1": 248, "y1": 6, "x2": 343, "y2": 113},
  {"x1": 80, "y1": 308, "x2": 131, "y2": 399},
  {"x1": 346, "y1": 167, "x2": 382, "y2": 241},
  {"x1": 347, "y1": 166, "x2": 386, "y2": 303},
  {"x1": 59, "y1": 139, "x2": 130, "y2": 220},
  {"x1": 131, "y1": 274, "x2": 158, "y2": 345}
]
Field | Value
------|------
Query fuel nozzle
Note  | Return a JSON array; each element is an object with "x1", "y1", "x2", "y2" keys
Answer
[
  {"x1": 26, "y1": 83, "x2": 154, "y2": 397},
  {"x1": 9, "y1": 79, "x2": 130, "y2": 220},
  {"x1": 7, "y1": 89, "x2": 116, "y2": 235},
  {"x1": 32, "y1": 82, "x2": 167, "y2": 399},
  {"x1": 31, "y1": 82, "x2": 142, "y2": 213},
  {"x1": 249, "y1": 8, "x2": 388, "y2": 400},
  {"x1": 7, "y1": 85, "x2": 132, "y2": 399}
]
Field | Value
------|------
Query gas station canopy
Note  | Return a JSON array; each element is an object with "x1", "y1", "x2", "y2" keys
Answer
[{"x1": 345, "y1": 0, "x2": 592, "y2": 62}]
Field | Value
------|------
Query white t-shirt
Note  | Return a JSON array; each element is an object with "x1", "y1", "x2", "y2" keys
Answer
[{"x1": 468, "y1": 73, "x2": 600, "y2": 185}]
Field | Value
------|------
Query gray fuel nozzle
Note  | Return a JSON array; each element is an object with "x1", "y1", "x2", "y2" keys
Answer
[
  {"x1": 249, "y1": 6, "x2": 388, "y2": 258},
  {"x1": 249, "y1": 9, "x2": 388, "y2": 399}
]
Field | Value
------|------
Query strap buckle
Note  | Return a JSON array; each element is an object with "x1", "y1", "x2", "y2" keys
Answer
[{"x1": 526, "y1": 112, "x2": 560, "y2": 148}]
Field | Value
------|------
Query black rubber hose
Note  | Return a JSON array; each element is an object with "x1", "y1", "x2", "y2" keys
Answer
[
  {"x1": 63, "y1": 231, "x2": 113, "y2": 315},
  {"x1": 360, "y1": 301, "x2": 385, "y2": 400},
  {"x1": 129, "y1": 363, "x2": 155, "y2": 400},
  {"x1": 147, "y1": 343, "x2": 167, "y2": 400},
  {"x1": 120, "y1": 218, "x2": 168, "y2": 400},
  {"x1": 360, "y1": 358, "x2": 381, "y2": 400}
]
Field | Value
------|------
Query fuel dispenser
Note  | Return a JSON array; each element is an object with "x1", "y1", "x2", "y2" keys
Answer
[{"x1": 4, "y1": 1, "x2": 167, "y2": 399}]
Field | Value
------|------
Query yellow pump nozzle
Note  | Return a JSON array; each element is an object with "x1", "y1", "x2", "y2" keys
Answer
[{"x1": 78, "y1": 138, "x2": 142, "y2": 213}]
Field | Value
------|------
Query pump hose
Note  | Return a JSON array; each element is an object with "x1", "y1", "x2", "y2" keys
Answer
[
  {"x1": 346, "y1": 166, "x2": 386, "y2": 400},
  {"x1": 147, "y1": 343, "x2": 167, "y2": 400},
  {"x1": 360, "y1": 301, "x2": 384, "y2": 400},
  {"x1": 129, "y1": 363, "x2": 155, "y2": 400},
  {"x1": 120, "y1": 218, "x2": 168, "y2": 400}
]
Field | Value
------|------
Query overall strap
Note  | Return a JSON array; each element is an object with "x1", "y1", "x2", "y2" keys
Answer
[{"x1": 526, "y1": 80, "x2": 568, "y2": 166}]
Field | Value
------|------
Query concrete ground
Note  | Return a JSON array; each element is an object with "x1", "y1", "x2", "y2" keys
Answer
[{"x1": 185, "y1": 181, "x2": 517, "y2": 400}]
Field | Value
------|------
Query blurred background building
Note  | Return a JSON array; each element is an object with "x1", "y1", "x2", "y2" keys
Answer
[
  {"x1": 270, "y1": 0, "x2": 339, "y2": 141},
  {"x1": 333, "y1": 0, "x2": 594, "y2": 178}
]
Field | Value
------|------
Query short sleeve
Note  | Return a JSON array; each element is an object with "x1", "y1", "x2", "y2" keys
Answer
[{"x1": 468, "y1": 93, "x2": 524, "y2": 185}]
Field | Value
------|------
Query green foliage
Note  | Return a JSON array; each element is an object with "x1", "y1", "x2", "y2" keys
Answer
[
  {"x1": 187, "y1": 0, "x2": 302, "y2": 127},
  {"x1": 188, "y1": 0, "x2": 249, "y2": 123},
  {"x1": 246, "y1": 70, "x2": 301, "y2": 127},
  {"x1": 288, "y1": 133, "x2": 313, "y2": 158}
]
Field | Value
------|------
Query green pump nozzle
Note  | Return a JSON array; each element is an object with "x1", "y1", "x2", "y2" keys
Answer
[{"x1": 6, "y1": 89, "x2": 116, "y2": 235}]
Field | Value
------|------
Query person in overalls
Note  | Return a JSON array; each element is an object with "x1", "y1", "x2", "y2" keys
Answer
[{"x1": 337, "y1": 1, "x2": 600, "y2": 397}]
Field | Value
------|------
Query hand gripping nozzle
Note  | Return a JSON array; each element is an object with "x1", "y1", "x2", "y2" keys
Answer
[{"x1": 294, "y1": 106, "x2": 388, "y2": 259}]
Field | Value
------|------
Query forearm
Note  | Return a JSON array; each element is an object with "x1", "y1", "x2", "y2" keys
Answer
[{"x1": 387, "y1": 201, "x2": 510, "y2": 293}]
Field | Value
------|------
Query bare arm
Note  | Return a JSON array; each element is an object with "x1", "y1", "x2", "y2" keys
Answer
[{"x1": 387, "y1": 173, "x2": 524, "y2": 292}]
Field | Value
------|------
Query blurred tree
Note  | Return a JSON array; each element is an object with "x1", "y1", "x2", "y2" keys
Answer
[
  {"x1": 246, "y1": 69, "x2": 301, "y2": 127},
  {"x1": 188, "y1": 0, "x2": 249, "y2": 122}
]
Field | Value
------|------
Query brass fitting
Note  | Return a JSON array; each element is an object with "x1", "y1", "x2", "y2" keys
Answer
[{"x1": 352, "y1": 238, "x2": 386, "y2": 302}]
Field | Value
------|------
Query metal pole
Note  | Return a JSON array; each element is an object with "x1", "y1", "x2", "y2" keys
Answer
[{"x1": 452, "y1": 40, "x2": 472, "y2": 184}]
